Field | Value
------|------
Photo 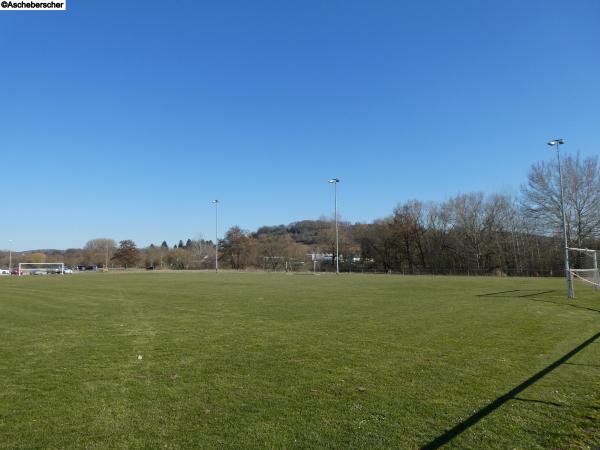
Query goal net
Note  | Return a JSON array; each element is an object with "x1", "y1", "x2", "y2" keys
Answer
[
  {"x1": 568, "y1": 248, "x2": 600, "y2": 290},
  {"x1": 18, "y1": 262, "x2": 65, "y2": 276}
]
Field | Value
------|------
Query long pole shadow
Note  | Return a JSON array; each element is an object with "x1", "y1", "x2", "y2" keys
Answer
[
  {"x1": 420, "y1": 330, "x2": 600, "y2": 449},
  {"x1": 477, "y1": 289, "x2": 600, "y2": 314},
  {"x1": 477, "y1": 290, "x2": 521, "y2": 297},
  {"x1": 477, "y1": 290, "x2": 556, "y2": 298},
  {"x1": 529, "y1": 297, "x2": 600, "y2": 314},
  {"x1": 517, "y1": 290, "x2": 556, "y2": 298},
  {"x1": 513, "y1": 397, "x2": 563, "y2": 408},
  {"x1": 564, "y1": 362, "x2": 600, "y2": 369}
]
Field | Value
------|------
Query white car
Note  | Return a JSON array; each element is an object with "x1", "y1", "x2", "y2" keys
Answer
[
  {"x1": 0, "y1": 269, "x2": 10, "y2": 276},
  {"x1": 63, "y1": 268, "x2": 73, "y2": 274}
]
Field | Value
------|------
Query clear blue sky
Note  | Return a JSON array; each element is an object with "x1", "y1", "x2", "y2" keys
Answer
[{"x1": 1, "y1": 0, "x2": 599, "y2": 250}]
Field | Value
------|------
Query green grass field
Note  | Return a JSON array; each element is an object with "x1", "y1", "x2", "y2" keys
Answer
[{"x1": 0, "y1": 272, "x2": 599, "y2": 449}]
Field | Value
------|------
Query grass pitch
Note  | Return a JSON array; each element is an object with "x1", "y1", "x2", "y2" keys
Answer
[{"x1": 0, "y1": 272, "x2": 599, "y2": 449}]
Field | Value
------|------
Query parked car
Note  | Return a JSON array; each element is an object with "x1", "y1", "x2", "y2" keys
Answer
[
  {"x1": 47, "y1": 268, "x2": 62, "y2": 274},
  {"x1": 0, "y1": 269, "x2": 9, "y2": 276},
  {"x1": 10, "y1": 268, "x2": 20, "y2": 276},
  {"x1": 63, "y1": 268, "x2": 73, "y2": 274}
]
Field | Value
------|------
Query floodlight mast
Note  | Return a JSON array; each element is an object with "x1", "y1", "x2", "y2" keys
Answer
[
  {"x1": 548, "y1": 139, "x2": 574, "y2": 298},
  {"x1": 328, "y1": 178, "x2": 340, "y2": 274},
  {"x1": 212, "y1": 200, "x2": 219, "y2": 272},
  {"x1": 8, "y1": 240, "x2": 12, "y2": 271}
]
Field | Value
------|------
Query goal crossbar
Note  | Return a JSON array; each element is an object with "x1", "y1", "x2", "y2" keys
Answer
[
  {"x1": 571, "y1": 269, "x2": 600, "y2": 287},
  {"x1": 18, "y1": 262, "x2": 64, "y2": 276},
  {"x1": 568, "y1": 247, "x2": 598, "y2": 253},
  {"x1": 568, "y1": 248, "x2": 600, "y2": 291}
]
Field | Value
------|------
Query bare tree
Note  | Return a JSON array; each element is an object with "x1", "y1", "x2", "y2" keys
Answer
[
  {"x1": 221, "y1": 226, "x2": 255, "y2": 269},
  {"x1": 256, "y1": 235, "x2": 306, "y2": 270},
  {"x1": 393, "y1": 200, "x2": 427, "y2": 273},
  {"x1": 188, "y1": 237, "x2": 211, "y2": 269},
  {"x1": 564, "y1": 154, "x2": 600, "y2": 247},
  {"x1": 83, "y1": 238, "x2": 117, "y2": 267},
  {"x1": 357, "y1": 218, "x2": 400, "y2": 272},
  {"x1": 522, "y1": 152, "x2": 600, "y2": 247},
  {"x1": 448, "y1": 193, "x2": 486, "y2": 272}
]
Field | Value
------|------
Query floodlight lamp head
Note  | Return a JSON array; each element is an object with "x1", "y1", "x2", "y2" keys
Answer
[
  {"x1": 328, "y1": 178, "x2": 340, "y2": 183},
  {"x1": 212, "y1": 199, "x2": 219, "y2": 203},
  {"x1": 548, "y1": 139, "x2": 565, "y2": 146}
]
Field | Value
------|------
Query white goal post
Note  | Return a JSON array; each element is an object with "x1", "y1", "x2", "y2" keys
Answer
[
  {"x1": 568, "y1": 248, "x2": 600, "y2": 291},
  {"x1": 18, "y1": 262, "x2": 65, "y2": 276}
]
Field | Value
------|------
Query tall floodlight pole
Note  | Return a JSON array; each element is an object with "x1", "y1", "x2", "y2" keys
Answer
[
  {"x1": 548, "y1": 139, "x2": 574, "y2": 299},
  {"x1": 8, "y1": 239, "x2": 13, "y2": 271},
  {"x1": 212, "y1": 200, "x2": 219, "y2": 272},
  {"x1": 593, "y1": 250, "x2": 600, "y2": 291},
  {"x1": 328, "y1": 178, "x2": 340, "y2": 274}
]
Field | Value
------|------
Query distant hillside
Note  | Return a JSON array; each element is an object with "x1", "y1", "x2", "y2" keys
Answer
[
  {"x1": 20, "y1": 249, "x2": 63, "y2": 255},
  {"x1": 254, "y1": 219, "x2": 350, "y2": 245}
]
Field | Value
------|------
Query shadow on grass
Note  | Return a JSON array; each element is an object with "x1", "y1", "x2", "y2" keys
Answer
[
  {"x1": 529, "y1": 298, "x2": 600, "y2": 314},
  {"x1": 420, "y1": 330, "x2": 600, "y2": 449},
  {"x1": 564, "y1": 362, "x2": 600, "y2": 369},
  {"x1": 477, "y1": 289, "x2": 555, "y2": 298},
  {"x1": 513, "y1": 397, "x2": 563, "y2": 407},
  {"x1": 478, "y1": 289, "x2": 600, "y2": 314},
  {"x1": 477, "y1": 289, "x2": 522, "y2": 297}
]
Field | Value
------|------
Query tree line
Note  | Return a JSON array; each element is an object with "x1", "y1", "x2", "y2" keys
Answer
[{"x1": 1, "y1": 153, "x2": 599, "y2": 275}]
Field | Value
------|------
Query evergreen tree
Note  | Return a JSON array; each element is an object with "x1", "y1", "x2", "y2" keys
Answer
[{"x1": 111, "y1": 240, "x2": 141, "y2": 268}]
